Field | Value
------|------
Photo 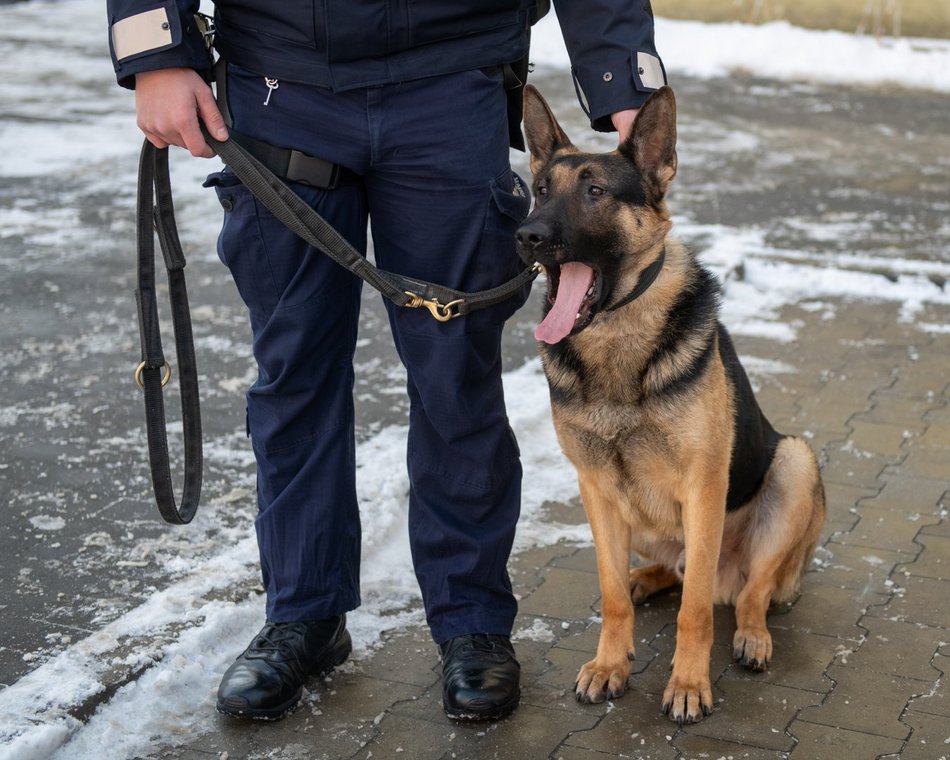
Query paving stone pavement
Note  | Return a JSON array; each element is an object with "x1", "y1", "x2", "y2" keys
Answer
[{"x1": 153, "y1": 281, "x2": 950, "y2": 759}]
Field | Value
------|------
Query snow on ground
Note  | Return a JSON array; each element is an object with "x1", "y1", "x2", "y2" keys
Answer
[{"x1": 1, "y1": 1, "x2": 949, "y2": 757}]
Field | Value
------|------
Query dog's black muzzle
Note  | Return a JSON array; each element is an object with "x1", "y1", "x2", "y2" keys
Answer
[{"x1": 515, "y1": 217, "x2": 562, "y2": 267}]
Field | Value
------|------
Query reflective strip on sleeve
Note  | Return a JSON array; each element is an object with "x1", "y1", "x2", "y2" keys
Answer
[
  {"x1": 636, "y1": 52, "x2": 666, "y2": 90},
  {"x1": 112, "y1": 7, "x2": 174, "y2": 61}
]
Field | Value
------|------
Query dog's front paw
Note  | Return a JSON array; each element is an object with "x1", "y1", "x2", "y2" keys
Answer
[
  {"x1": 660, "y1": 674, "x2": 714, "y2": 724},
  {"x1": 575, "y1": 656, "x2": 632, "y2": 704},
  {"x1": 733, "y1": 626, "x2": 772, "y2": 671}
]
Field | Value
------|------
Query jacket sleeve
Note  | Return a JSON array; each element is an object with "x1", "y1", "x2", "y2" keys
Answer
[
  {"x1": 107, "y1": 0, "x2": 211, "y2": 89},
  {"x1": 551, "y1": 0, "x2": 667, "y2": 132}
]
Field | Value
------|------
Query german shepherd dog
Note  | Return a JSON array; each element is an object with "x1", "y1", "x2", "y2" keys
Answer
[{"x1": 515, "y1": 85, "x2": 826, "y2": 724}]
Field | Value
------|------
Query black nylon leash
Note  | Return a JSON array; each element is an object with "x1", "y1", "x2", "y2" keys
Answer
[
  {"x1": 200, "y1": 126, "x2": 541, "y2": 320},
  {"x1": 135, "y1": 131, "x2": 540, "y2": 523}
]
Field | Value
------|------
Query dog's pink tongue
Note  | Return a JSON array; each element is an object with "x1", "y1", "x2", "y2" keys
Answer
[{"x1": 535, "y1": 262, "x2": 595, "y2": 345}]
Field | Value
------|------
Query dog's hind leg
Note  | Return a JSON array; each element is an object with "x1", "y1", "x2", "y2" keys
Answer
[
  {"x1": 733, "y1": 437, "x2": 825, "y2": 671},
  {"x1": 629, "y1": 563, "x2": 680, "y2": 605},
  {"x1": 575, "y1": 469, "x2": 636, "y2": 704}
]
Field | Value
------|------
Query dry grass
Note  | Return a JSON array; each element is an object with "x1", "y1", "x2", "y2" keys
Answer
[{"x1": 654, "y1": 0, "x2": 950, "y2": 40}]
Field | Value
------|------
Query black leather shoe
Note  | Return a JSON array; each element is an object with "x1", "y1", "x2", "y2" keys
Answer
[
  {"x1": 216, "y1": 615, "x2": 351, "y2": 719},
  {"x1": 440, "y1": 634, "x2": 520, "y2": 721}
]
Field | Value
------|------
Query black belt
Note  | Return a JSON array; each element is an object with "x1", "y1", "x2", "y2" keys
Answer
[{"x1": 229, "y1": 129, "x2": 343, "y2": 190}]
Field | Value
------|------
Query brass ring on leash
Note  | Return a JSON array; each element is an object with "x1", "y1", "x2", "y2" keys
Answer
[{"x1": 134, "y1": 360, "x2": 172, "y2": 390}]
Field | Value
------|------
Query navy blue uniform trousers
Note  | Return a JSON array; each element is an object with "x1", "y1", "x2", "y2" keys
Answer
[{"x1": 206, "y1": 64, "x2": 530, "y2": 644}]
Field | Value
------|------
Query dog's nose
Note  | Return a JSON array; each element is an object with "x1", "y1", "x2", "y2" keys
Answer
[{"x1": 515, "y1": 219, "x2": 550, "y2": 252}]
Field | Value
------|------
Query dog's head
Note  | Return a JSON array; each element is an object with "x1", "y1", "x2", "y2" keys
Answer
[{"x1": 516, "y1": 85, "x2": 678, "y2": 344}]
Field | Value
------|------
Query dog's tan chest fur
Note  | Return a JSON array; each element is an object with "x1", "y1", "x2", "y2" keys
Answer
[{"x1": 551, "y1": 353, "x2": 733, "y2": 543}]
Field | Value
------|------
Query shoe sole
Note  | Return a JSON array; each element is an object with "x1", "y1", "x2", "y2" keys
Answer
[
  {"x1": 443, "y1": 689, "x2": 520, "y2": 722},
  {"x1": 216, "y1": 630, "x2": 353, "y2": 721}
]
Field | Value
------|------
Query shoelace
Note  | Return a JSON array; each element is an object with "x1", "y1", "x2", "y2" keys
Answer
[
  {"x1": 249, "y1": 622, "x2": 311, "y2": 657},
  {"x1": 444, "y1": 635, "x2": 514, "y2": 662}
]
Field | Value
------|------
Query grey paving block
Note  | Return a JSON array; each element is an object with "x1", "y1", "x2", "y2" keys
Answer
[
  {"x1": 560, "y1": 685, "x2": 680, "y2": 760},
  {"x1": 894, "y1": 710, "x2": 950, "y2": 760},
  {"x1": 548, "y1": 618, "x2": 602, "y2": 655},
  {"x1": 842, "y1": 617, "x2": 947, "y2": 682},
  {"x1": 796, "y1": 664, "x2": 926, "y2": 739},
  {"x1": 511, "y1": 542, "x2": 585, "y2": 592},
  {"x1": 906, "y1": 419, "x2": 950, "y2": 452},
  {"x1": 830, "y1": 503, "x2": 935, "y2": 554},
  {"x1": 921, "y1": 403, "x2": 950, "y2": 429},
  {"x1": 788, "y1": 719, "x2": 905, "y2": 759},
  {"x1": 884, "y1": 449, "x2": 950, "y2": 481},
  {"x1": 857, "y1": 394, "x2": 939, "y2": 429},
  {"x1": 823, "y1": 480, "x2": 880, "y2": 514},
  {"x1": 864, "y1": 574, "x2": 950, "y2": 629},
  {"x1": 773, "y1": 583, "x2": 886, "y2": 640},
  {"x1": 792, "y1": 393, "x2": 865, "y2": 436},
  {"x1": 811, "y1": 541, "x2": 914, "y2": 595},
  {"x1": 721, "y1": 628, "x2": 838, "y2": 694},
  {"x1": 674, "y1": 732, "x2": 790, "y2": 760},
  {"x1": 819, "y1": 442, "x2": 888, "y2": 488},
  {"x1": 548, "y1": 544, "x2": 598, "y2": 573},
  {"x1": 510, "y1": 627, "x2": 559, "y2": 679},
  {"x1": 847, "y1": 419, "x2": 915, "y2": 463},
  {"x1": 519, "y1": 566, "x2": 603, "y2": 621},
  {"x1": 536, "y1": 643, "x2": 606, "y2": 702},
  {"x1": 553, "y1": 746, "x2": 628, "y2": 760},
  {"x1": 681, "y1": 676, "x2": 821, "y2": 752},
  {"x1": 887, "y1": 361, "x2": 950, "y2": 401},
  {"x1": 862, "y1": 474, "x2": 949, "y2": 514},
  {"x1": 384, "y1": 702, "x2": 599, "y2": 760},
  {"x1": 172, "y1": 716, "x2": 355, "y2": 760},
  {"x1": 922, "y1": 520, "x2": 950, "y2": 539},
  {"x1": 359, "y1": 627, "x2": 443, "y2": 689},
  {"x1": 535, "y1": 498, "x2": 589, "y2": 527},
  {"x1": 351, "y1": 711, "x2": 460, "y2": 760},
  {"x1": 458, "y1": 701, "x2": 602, "y2": 759},
  {"x1": 906, "y1": 652, "x2": 950, "y2": 719},
  {"x1": 820, "y1": 512, "x2": 861, "y2": 548},
  {"x1": 900, "y1": 532, "x2": 950, "y2": 581}
]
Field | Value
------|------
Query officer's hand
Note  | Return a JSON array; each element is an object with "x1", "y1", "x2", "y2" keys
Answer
[
  {"x1": 611, "y1": 108, "x2": 640, "y2": 143},
  {"x1": 135, "y1": 67, "x2": 229, "y2": 158}
]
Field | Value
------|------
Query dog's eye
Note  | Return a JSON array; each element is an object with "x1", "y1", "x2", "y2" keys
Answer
[
  {"x1": 588, "y1": 185, "x2": 606, "y2": 197},
  {"x1": 537, "y1": 183, "x2": 548, "y2": 196}
]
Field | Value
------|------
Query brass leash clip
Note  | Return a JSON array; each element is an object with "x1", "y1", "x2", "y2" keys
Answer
[{"x1": 404, "y1": 292, "x2": 465, "y2": 322}]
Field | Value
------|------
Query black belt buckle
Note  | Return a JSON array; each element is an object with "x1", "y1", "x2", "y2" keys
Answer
[{"x1": 286, "y1": 150, "x2": 341, "y2": 190}]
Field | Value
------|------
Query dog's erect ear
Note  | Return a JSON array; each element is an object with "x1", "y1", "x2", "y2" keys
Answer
[
  {"x1": 621, "y1": 85, "x2": 678, "y2": 193},
  {"x1": 523, "y1": 85, "x2": 574, "y2": 175}
]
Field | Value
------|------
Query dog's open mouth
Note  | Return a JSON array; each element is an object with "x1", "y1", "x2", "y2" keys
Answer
[{"x1": 535, "y1": 262, "x2": 601, "y2": 344}]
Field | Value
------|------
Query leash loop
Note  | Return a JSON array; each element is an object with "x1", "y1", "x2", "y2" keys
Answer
[{"x1": 135, "y1": 140, "x2": 203, "y2": 525}]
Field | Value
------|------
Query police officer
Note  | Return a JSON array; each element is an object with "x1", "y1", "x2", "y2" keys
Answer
[{"x1": 107, "y1": 0, "x2": 666, "y2": 722}]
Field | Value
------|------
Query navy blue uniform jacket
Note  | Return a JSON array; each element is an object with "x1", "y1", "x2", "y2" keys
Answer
[{"x1": 106, "y1": 0, "x2": 667, "y2": 133}]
